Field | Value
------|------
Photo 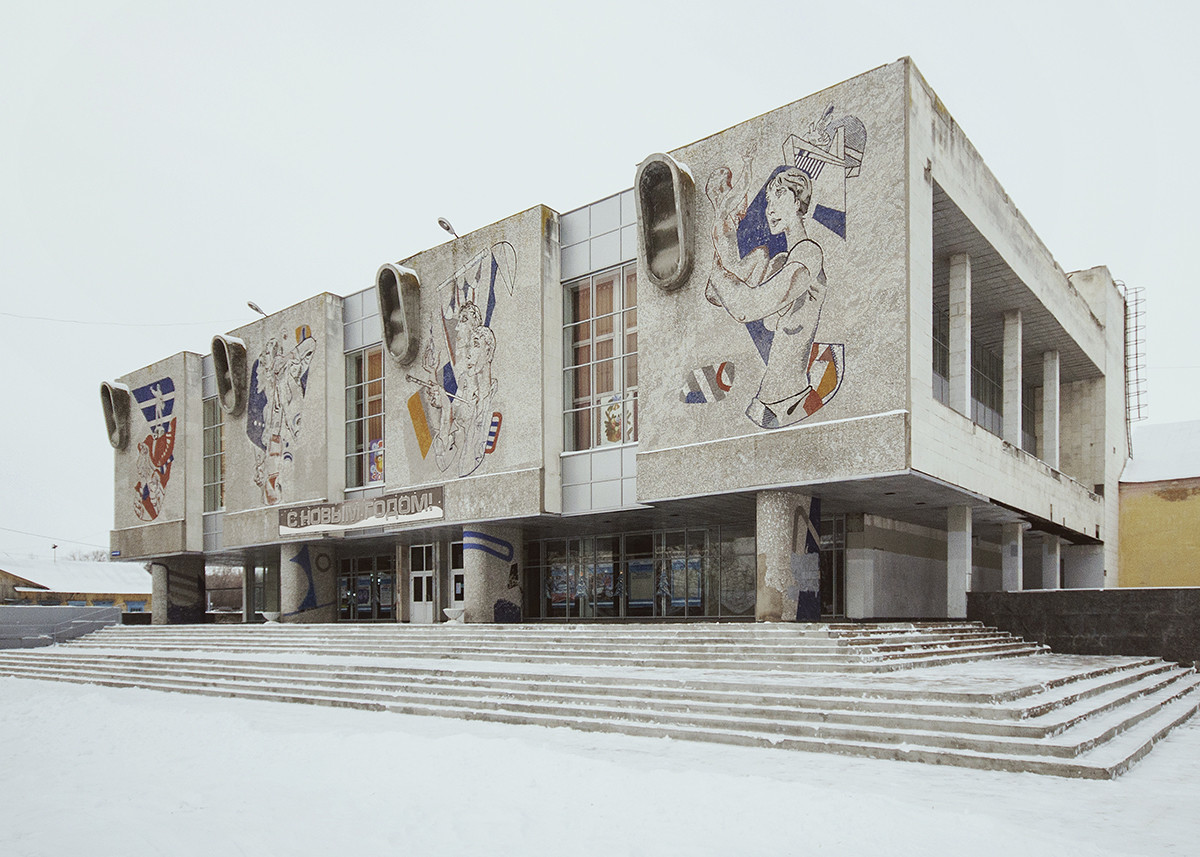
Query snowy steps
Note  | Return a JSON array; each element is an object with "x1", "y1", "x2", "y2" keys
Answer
[
  {"x1": 1, "y1": 623, "x2": 1196, "y2": 778},
  {"x1": 37, "y1": 621, "x2": 1045, "y2": 673}
]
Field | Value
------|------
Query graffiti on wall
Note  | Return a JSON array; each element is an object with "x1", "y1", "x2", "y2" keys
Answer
[
  {"x1": 703, "y1": 105, "x2": 864, "y2": 428},
  {"x1": 246, "y1": 326, "x2": 317, "y2": 506},
  {"x1": 407, "y1": 242, "x2": 516, "y2": 477},
  {"x1": 131, "y1": 378, "x2": 176, "y2": 521}
]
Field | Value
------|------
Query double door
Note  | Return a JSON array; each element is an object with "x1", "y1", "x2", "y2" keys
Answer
[{"x1": 338, "y1": 555, "x2": 395, "y2": 622}]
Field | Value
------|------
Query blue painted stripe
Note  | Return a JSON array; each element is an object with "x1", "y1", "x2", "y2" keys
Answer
[{"x1": 463, "y1": 530, "x2": 514, "y2": 562}]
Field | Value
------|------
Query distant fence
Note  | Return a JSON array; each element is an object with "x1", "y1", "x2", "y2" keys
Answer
[
  {"x1": 968, "y1": 588, "x2": 1200, "y2": 666},
  {"x1": 0, "y1": 606, "x2": 123, "y2": 649}
]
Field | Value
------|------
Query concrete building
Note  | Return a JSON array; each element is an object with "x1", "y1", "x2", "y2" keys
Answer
[{"x1": 101, "y1": 58, "x2": 1131, "y2": 625}]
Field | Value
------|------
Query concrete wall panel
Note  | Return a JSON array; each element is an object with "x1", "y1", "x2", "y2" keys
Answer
[{"x1": 637, "y1": 61, "x2": 909, "y2": 501}]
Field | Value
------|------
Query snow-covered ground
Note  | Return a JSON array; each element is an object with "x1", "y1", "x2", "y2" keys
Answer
[{"x1": 1, "y1": 676, "x2": 1197, "y2": 856}]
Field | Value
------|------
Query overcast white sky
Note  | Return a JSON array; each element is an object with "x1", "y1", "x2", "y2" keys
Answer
[{"x1": 2, "y1": 0, "x2": 1196, "y2": 558}]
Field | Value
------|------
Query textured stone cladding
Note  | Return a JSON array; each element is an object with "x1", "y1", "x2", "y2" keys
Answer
[
  {"x1": 638, "y1": 61, "x2": 909, "y2": 501},
  {"x1": 969, "y1": 589, "x2": 1200, "y2": 667},
  {"x1": 221, "y1": 293, "x2": 344, "y2": 549},
  {"x1": 384, "y1": 206, "x2": 557, "y2": 524},
  {"x1": 113, "y1": 351, "x2": 204, "y2": 556}
]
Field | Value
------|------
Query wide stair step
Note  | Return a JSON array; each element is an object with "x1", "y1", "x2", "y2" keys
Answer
[{"x1": 0, "y1": 622, "x2": 1193, "y2": 778}]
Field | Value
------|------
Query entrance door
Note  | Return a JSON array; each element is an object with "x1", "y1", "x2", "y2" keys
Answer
[
  {"x1": 409, "y1": 544, "x2": 436, "y2": 623},
  {"x1": 338, "y1": 556, "x2": 396, "y2": 622},
  {"x1": 410, "y1": 572, "x2": 434, "y2": 623}
]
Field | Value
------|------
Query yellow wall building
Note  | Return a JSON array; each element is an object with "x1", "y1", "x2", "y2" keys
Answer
[{"x1": 1119, "y1": 421, "x2": 1200, "y2": 587}]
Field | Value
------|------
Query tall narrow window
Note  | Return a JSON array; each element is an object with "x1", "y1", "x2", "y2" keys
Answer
[
  {"x1": 346, "y1": 345, "x2": 384, "y2": 488},
  {"x1": 202, "y1": 397, "x2": 225, "y2": 512},
  {"x1": 564, "y1": 262, "x2": 638, "y2": 451},
  {"x1": 971, "y1": 341, "x2": 1003, "y2": 437},
  {"x1": 932, "y1": 305, "x2": 949, "y2": 404}
]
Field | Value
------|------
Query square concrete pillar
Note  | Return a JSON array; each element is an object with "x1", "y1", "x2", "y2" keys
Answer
[
  {"x1": 1041, "y1": 534, "x2": 1061, "y2": 590},
  {"x1": 280, "y1": 543, "x2": 337, "y2": 622},
  {"x1": 150, "y1": 556, "x2": 205, "y2": 624},
  {"x1": 756, "y1": 491, "x2": 820, "y2": 622},
  {"x1": 1001, "y1": 522, "x2": 1024, "y2": 592},
  {"x1": 948, "y1": 254, "x2": 972, "y2": 416},
  {"x1": 1002, "y1": 310, "x2": 1023, "y2": 447},
  {"x1": 463, "y1": 525, "x2": 523, "y2": 623},
  {"x1": 1042, "y1": 350, "x2": 1060, "y2": 469},
  {"x1": 946, "y1": 505, "x2": 972, "y2": 618}
]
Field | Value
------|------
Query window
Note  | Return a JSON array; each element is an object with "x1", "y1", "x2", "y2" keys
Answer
[
  {"x1": 1022, "y1": 384, "x2": 1037, "y2": 454},
  {"x1": 202, "y1": 397, "x2": 225, "y2": 512},
  {"x1": 932, "y1": 305, "x2": 949, "y2": 404},
  {"x1": 564, "y1": 262, "x2": 638, "y2": 451},
  {"x1": 971, "y1": 341, "x2": 1003, "y2": 437},
  {"x1": 346, "y1": 345, "x2": 384, "y2": 488}
]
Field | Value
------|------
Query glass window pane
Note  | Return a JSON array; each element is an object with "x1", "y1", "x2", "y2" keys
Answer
[
  {"x1": 346, "y1": 353, "x2": 363, "y2": 386},
  {"x1": 595, "y1": 359, "x2": 614, "y2": 395},
  {"x1": 566, "y1": 281, "x2": 591, "y2": 325},
  {"x1": 624, "y1": 263, "x2": 637, "y2": 308},
  {"x1": 624, "y1": 354, "x2": 637, "y2": 391},
  {"x1": 346, "y1": 453, "x2": 364, "y2": 489},
  {"x1": 367, "y1": 347, "x2": 383, "y2": 380},
  {"x1": 594, "y1": 272, "x2": 616, "y2": 317}
]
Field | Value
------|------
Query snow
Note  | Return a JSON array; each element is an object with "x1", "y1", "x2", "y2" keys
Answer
[
  {"x1": 2, "y1": 675, "x2": 1198, "y2": 856},
  {"x1": 1122, "y1": 420, "x2": 1200, "y2": 483}
]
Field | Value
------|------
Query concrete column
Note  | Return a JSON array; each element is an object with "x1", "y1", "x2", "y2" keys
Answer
[
  {"x1": 1041, "y1": 534, "x2": 1061, "y2": 590},
  {"x1": 1042, "y1": 350, "x2": 1060, "y2": 469},
  {"x1": 280, "y1": 543, "x2": 337, "y2": 623},
  {"x1": 150, "y1": 556, "x2": 205, "y2": 624},
  {"x1": 946, "y1": 505, "x2": 972, "y2": 618},
  {"x1": 756, "y1": 491, "x2": 821, "y2": 622},
  {"x1": 1001, "y1": 522, "x2": 1024, "y2": 592},
  {"x1": 948, "y1": 254, "x2": 972, "y2": 416},
  {"x1": 1002, "y1": 309, "x2": 1023, "y2": 447},
  {"x1": 463, "y1": 525, "x2": 523, "y2": 623}
]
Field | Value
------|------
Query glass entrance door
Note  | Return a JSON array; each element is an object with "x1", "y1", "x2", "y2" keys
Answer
[
  {"x1": 337, "y1": 555, "x2": 396, "y2": 622},
  {"x1": 409, "y1": 544, "x2": 435, "y2": 623}
]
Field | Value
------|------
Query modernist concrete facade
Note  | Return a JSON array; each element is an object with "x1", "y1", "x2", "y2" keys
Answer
[{"x1": 103, "y1": 59, "x2": 1131, "y2": 625}]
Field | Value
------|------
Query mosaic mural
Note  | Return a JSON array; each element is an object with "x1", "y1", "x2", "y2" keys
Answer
[
  {"x1": 407, "y1": 242, "x2": 516, "y2": 478},
  {"x1": 131, "y1": 378, "x2": 176, "y2": 521},
  {"x1": 246, "y1": 325, "x2": 317, "y2": 506},
  {"x1": 703, "y1": 105, "x2": 864, "y2": 428}
]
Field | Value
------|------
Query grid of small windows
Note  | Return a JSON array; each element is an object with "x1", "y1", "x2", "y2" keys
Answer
[
  {"x1": 564, "y1": 262, "x2": 638, "y2": 451},
  {"x1": 345, "y1": 346, "x2": 384, "y2": 489},
  {"x1": 932, "y1": 306, "x2": 950, "y2": 404},
  {"x1": 971, "y1": 341, "x2": 1003, "y2": 437},
  {"x1": 202, "y1": 397, "x2": 225, "y2": 512}
]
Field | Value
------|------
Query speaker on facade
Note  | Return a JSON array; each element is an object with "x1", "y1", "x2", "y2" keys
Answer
[
  {"x1": 376, "y1": 262, "x2": 421, "y2": 365},
  {"x1": 211, "y1": 334, "x2": 248, "y2": 416},
  {"x1": 100, "y1": 381, "x2": 132, "y2": 450},
  {"x1": 635, "y1": 153, "x2": 695, "y2": 292}
]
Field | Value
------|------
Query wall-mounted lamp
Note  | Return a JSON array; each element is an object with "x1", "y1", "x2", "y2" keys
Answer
[
  {"x1": 247, "y1": 301, "x2": 267, "y2": 317},
  {"x1": 437, "y1": 217, "x2": 458, "y2": 239}
]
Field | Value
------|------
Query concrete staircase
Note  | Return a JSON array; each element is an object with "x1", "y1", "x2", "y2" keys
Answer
[{"x1": 0, "y1": 621, "x2": 1195, "y2": 778}]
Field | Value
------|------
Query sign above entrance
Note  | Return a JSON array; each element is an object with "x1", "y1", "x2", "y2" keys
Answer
[{"x1": 279, "y1": 487, "x2": 445, "y2": 536}]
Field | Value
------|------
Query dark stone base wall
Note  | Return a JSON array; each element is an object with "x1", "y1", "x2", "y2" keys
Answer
[{"x1": 968, "y1": 589, "x2": 1200, "y2": 666}]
